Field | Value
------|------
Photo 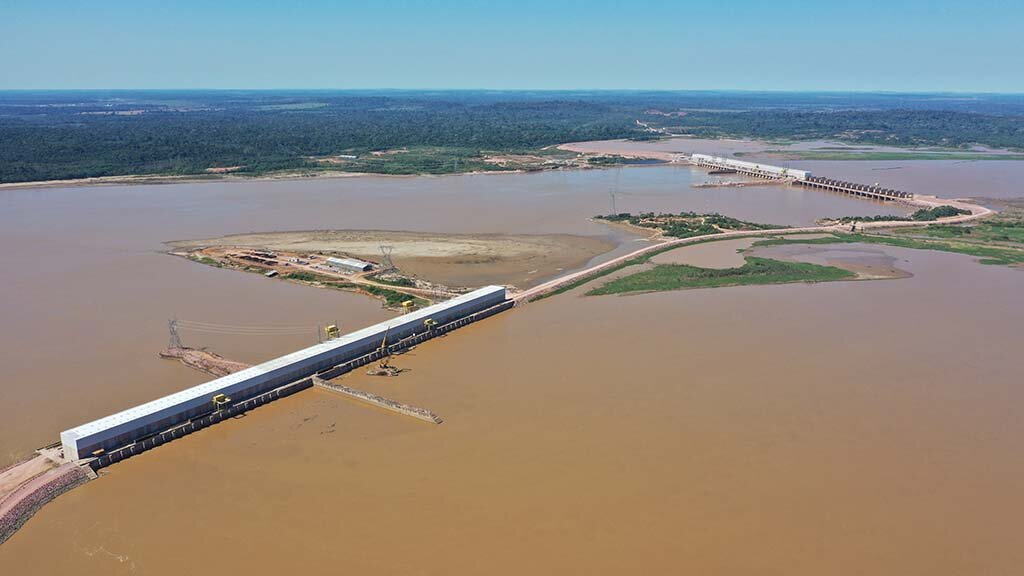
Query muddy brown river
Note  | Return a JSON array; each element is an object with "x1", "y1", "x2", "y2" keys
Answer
[{"x1": 1, "y1": 161, "x2": 1022, "y2": 574}]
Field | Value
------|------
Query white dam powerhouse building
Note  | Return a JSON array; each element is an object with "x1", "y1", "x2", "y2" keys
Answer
[
  {"x1": 690, "y1": 154, "x2": 811, "y2": 181},
  {"x1": 60, "y1": 286, "x2": 507, "y2": 461}
]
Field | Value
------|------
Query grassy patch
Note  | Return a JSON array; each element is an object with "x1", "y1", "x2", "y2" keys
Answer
[
  {"x1": 324, "y1": 281, "x2": 428, "y2": 308},
  {"x1": 892, "y1": 212, "x2": 1024, "y2": 245},
  {"x1": 834, "y1": 205, "x2": 970, "y2": 224},
  {"x1": 587, "y1": 257, "x2": 854, "y2": 295},
  {"x1": 751, "y1": 234, "x2": 852, "y2": 248},
  {"x1": 911, "y1": 206, "x2": 972, "y2": 221},
  {"x1": 860, "y1": 235, "x2": 1024, "y2": 265},
  {"x1": 368, "y1": 274, "x2": 417, "y2": 287},
  {"x1": 362, "y1": 285, "x2": 429, "y2": 308},
  {"x1": 286, "y1": 271, "x2": 320, "y2": 282},
  {"x1": 324, "y1": 281, "x2": 359, "y2": 290},
  {"x1": 531, "y1": 236, "x2": 757, "y2": 302},
  {"x1": 753, "y1": 232, "x2": 1024, "y2": 266},
  {"x1": 192, "y1": 256, "x2": 223, "y2": 268}
]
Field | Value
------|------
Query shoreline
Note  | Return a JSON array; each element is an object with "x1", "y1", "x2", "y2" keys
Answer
[
  {"x1": 0, "y1": 168, "x2": 522, "y2": 192},
  {"x1": 5, "y1": 135, "x2": 1024, "y2": 192},
  {"x1": 0, "y1": 145, "x2": 665, "y2": 192}
]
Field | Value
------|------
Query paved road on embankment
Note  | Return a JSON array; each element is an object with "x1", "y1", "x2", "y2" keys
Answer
[{"x1": 515, "y1": 196, "x2": 994, "y2": 302}]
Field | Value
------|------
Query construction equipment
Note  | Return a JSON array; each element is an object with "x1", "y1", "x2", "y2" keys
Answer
[
  {"x1": 324, "y1": 324, "x2": 340, "y2": 339},
  {"x1": 423, "y1": 318, "x2": 437, "y2": 330},
  {"x1": 401, "y1": 300, "x2": 416, "y2": 314},
  {"x1": 211, "y1": 393, "x2": 232, "y2": 410},
  {"x1": 367, "y1": 325, "x2": 402, "y2": 377}
]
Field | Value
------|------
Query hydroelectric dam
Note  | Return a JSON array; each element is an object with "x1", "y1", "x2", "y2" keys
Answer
[
  {"x1": 690, "y1": 153, "x2": 914, "y2": 201},
  {"x1": 60, "y1": 286, "x2": 511, "y2": 468}
]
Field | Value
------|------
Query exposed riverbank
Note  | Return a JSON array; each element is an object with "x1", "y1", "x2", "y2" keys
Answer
[
  {"x1": 0, "y1": 148, "x2": 642, "y2": 191},
  {"x1": 170, "y1": 229, "x2": 615, "y2": 291}
]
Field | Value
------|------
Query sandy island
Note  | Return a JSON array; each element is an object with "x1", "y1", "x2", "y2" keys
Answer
[{"x1": 170, "y1": 230, "x2": 615, "y2": 289}]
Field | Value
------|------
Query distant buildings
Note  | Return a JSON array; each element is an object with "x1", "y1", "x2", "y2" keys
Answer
[{"x1": 326, "y1": 257, "x2": 374, "y2": 274}]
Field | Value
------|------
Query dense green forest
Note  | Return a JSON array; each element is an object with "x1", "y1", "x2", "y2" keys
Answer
[
  {"x1": 2, "y1": 90, "x2": 1023, "y2": 183},
  {"x1": 648, "y1": 109, "x2": 1024, "y2": 149}
]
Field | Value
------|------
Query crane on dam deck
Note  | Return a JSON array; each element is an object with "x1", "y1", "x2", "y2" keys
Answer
[{"x1": 367, "y1": 325, "x2": 404, "y2": 377}]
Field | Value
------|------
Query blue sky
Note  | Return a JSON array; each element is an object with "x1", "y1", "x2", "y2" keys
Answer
[{"x1": 1, "y1": 0, "x2": 1021, "y2": 91}]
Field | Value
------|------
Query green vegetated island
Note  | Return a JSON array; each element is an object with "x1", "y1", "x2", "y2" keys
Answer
[
  {"x1": 581, "y1": 205, "x2": 1024, "y2": 297},
  {"x1": 4, "y1": 91, "x2": 1024, "y2": 184},
  {"x1": 595, "y1": 211, "x2": 783, "y2": 238},
  {"x1": 587, "y1": 257, "x2": 855, "y2": 295},
  {"x1": 830, "y1": 205, "x2": 972, "y2": 223}
]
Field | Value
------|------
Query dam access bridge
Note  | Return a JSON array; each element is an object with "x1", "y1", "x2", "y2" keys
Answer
[{"x1": 690, "y1": 154, "x2": 913, "y2": 201}]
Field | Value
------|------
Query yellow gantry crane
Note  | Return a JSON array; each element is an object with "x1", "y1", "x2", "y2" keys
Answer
[
  {"x1": 324, "y1": 324, "x2": 340, "y2": 339},
  {"x1": 211, "y1": 393, "x2": 232, "y2": 411}
]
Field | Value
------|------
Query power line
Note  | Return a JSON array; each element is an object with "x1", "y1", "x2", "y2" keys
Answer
[
  {"x1": 176, "y1": 320, "x2": 315, "y2": 331},
  {"x1": 172, "y1": 318, "x2": 319, "y2": 336}
]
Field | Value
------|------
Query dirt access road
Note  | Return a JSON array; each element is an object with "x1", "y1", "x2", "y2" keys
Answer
[{"x1": 516, "y1": 196, "x2": 994, "y2": 301}]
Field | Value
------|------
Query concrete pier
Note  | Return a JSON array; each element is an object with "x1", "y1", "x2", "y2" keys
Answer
[{"x1": 313, "y1": 377, "x2": 443, "y2": 424}]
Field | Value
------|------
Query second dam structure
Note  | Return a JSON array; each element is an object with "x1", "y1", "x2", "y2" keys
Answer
[{"x1": 690, "y1": 153, "x2": 913, "y2": 201}]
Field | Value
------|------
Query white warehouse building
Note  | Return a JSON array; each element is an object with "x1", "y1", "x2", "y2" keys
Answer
[{"x1": 326, "y1": 257, "x2": 374, "y2": 273}]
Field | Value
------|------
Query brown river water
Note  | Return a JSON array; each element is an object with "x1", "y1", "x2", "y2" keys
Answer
[{"x1": 1, "y1": 162, "x2": 1022, "y2": 574}]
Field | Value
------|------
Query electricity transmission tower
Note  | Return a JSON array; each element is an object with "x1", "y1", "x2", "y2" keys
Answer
[
  {"x1": 609, "y1": 190, "x2": 617, "y2": 214},
  {"x1": 168, "y1": 318, "x2": 183, "y2": 349},
  {"x1": 379, "y1": 245, "x2": 396, "y2": 271}
]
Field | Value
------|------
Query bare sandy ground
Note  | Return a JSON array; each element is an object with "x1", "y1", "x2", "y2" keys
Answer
[
  {"x1": 0, "y1": 455, "x2": 57, "y2": 501},
  {"x1": 171, "y1": 230, "x2": 614, "y2": 288}
]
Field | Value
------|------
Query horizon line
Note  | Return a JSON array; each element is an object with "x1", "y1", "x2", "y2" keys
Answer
[{"x1": 1, "y1": 88, "x2": 1023, "y2": 96}]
